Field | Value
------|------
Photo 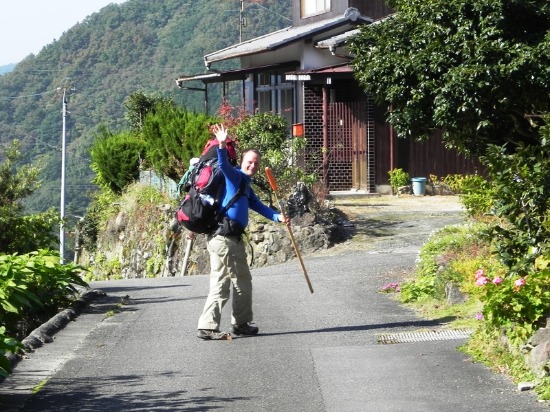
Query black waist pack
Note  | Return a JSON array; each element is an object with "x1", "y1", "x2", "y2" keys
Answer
[{"x1": 215, "y1": 216, "x2": 245, "y2": 238}]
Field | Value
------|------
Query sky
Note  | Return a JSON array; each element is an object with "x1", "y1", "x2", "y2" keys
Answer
[{"x1": 0, "y1": 0, "x2": 128, "y2": 66}]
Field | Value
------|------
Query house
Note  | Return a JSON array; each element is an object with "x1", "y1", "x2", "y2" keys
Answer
[{"x1": 176, "y1": 0, "x2": 481, "y2": 194}]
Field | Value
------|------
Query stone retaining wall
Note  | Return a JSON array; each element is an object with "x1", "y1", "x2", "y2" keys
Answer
[{"x1": 79, "y1": 204, "x2": 343, "y2": 279}]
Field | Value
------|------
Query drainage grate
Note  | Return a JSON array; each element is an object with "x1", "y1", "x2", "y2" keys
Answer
[{"x1": 377, "y1": 329, "x2": 473, "y2": 344}]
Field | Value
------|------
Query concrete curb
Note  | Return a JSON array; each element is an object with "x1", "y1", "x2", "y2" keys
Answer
[{"x1": 6, "y1": 288, "x2": 106, "y2": 368}]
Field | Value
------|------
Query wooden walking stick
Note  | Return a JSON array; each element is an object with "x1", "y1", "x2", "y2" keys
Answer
[
  {"x1": 179, "y1": 232, "x2": 194, "y2": 276},
  {"x1": 265, "y1": 167, "x2": 314, "y2": 293}
]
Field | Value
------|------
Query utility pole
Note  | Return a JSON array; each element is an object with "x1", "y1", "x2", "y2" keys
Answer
[
  {"x1": 239, "y1": 0, "x2": 244, "y2": 43},
  {"x1": 60, "y1": 88, "x2": 67, "y2": 264}
]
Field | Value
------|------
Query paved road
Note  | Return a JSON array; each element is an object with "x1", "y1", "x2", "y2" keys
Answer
[{"x1": 1, "y1": 197, "x2": 548, "y2": 411}]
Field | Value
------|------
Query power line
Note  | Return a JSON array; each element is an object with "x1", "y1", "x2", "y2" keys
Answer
[
  {"x1": 8, "y1": 132, "x2": 91, "y2": 163},
  {"x1": 18, "y1": 65, "x2": 207, "y2": 75},
  {"x1": 247, "y1": 1, "x2": 292, "y2": 22},
  {"x1": 0, "y1": 88, "x2": 59, "y2": 100}
]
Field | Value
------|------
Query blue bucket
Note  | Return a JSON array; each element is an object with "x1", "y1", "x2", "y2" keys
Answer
[{"x1": 411, "y1": 177, "x2": 427, "y2": 196}]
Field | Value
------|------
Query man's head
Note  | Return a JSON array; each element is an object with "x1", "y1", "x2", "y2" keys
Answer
[{"x1": 240, "y1": 149, "x2": 261, "y2": 176}]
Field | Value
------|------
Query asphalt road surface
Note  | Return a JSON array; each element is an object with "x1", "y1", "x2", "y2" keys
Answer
[{"x1": 1, "y1": 196, "x2": 548, "y2": 411}]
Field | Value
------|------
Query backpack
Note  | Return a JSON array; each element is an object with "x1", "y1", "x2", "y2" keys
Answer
[
  {"x1": 175, "y1": 139, "x2": 242, "y2": 234},
  {"x1": 176, "y1": 158, "x2": 199, "y2": 194},
  {"x1": 176, "y1": 138, "x2": 237, "y2": 194}
]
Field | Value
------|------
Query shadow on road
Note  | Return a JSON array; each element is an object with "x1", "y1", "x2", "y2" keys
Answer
[
  {"x1": 12, "y1": 371, "x2": 252, "y2": 411},
  {"x1": 259, "y1": 317, "x2": 457, "y2": 337}
]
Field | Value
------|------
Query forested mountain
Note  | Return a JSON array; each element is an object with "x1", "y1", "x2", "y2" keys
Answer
[
  {"x1": 0, "y1": 0, "x2": 291, "y2": 218},
  {"x1": 0, "y1": 64, "x2": 15, "y2": 75}
]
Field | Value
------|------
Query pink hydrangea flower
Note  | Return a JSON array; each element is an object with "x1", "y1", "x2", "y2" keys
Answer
[
  {"x1": 514, "y1": 278, "x2": 526, "y2": 288},
  {"x1": 476, "y1": 276, "x2": 488, "y2": 286},
  {"x1": 474, "y1": 269, "x2": 485, "y2": 280},
  {"x1": 492, "y1": 277, "x2": 503, "y2": 285},
  {"x1": 380, "y1": 282, "x2": 400, "y2": 293}
]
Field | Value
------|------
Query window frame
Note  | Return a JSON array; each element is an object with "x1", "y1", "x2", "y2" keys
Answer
[
  {"x1": 255, "y1": 73, "x2": 294, "y2": 127},
  {"x1": 301, "y1": 0, "x2": 331, "y2": 18}
]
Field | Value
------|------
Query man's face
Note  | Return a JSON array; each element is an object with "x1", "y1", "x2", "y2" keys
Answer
[{"x1": 241, "y1": 151, "x2": 261, "y2": 176}]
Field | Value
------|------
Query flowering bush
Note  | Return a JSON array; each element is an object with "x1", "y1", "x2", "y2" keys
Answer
[
  {"x1": 400, "y1": 222, "x2": 493, "y2": 303},
  {"x1": 380, "y1": 282, "x2": 400, "y2": 293},
  {"x1": 474, "y1": 257, "x2": 550, "y2": 345}
]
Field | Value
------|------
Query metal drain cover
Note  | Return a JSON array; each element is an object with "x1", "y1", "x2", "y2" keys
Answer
[{"x1": 377, "y1": 329, "x2": 473, "y2": 344}]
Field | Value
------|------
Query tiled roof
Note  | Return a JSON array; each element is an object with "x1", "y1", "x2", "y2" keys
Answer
[
  {"x1": 204, "y1": 9, "x2": 372, "y2": 65},
  {"x1": 176, "y1": 61, "x2": 300, "y2": 85},
  {"x1": 315, "y1": 13, "x2": 396, "y2": 50},
  {"x1": 287, "y1": 63, "x2": 352, "y2": 75},
  {"x1": 315, "y1": 28, "x2": 361, "y2": 49}
]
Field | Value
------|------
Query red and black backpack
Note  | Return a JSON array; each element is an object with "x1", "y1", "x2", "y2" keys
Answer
[{"x1": 176, "y1": 139, "x2": 243, "y2": 234}]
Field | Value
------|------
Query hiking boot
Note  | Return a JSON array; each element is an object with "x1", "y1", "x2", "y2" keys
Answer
[
  {"x1": 230, "y1": 323, "x2": 259, "y2": 336},
  {"x1": 197, "y1": 329, "x2": 232, "y2": 340}
]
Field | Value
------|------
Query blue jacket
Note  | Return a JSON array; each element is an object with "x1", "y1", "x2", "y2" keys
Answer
[{"x1": 217, "y1": 147, "x2": 280, "y2": 228}]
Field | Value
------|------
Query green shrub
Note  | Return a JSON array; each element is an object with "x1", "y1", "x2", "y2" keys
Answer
[
  {"x1": 142, "y1": 105, "x2": 216, "y2": 182},
  {"x1": 442, "y1": 174, "x2": 465, "y2": 193},
  {"x1": 79, "y1": 190, "x2": 119, "y2": 253},
  {"x1": 0, "y1": 250, "x2": 88, "y2": 336},
  {"x1": 399, "y1": 275, "x2": 436, "y2": 303},
  {"x1": 234, "y1": 112, "x2": 315, "y2": 199},
  {"x1": 437, "y1": 173, "x2": 494, "y2": 218},
  {"x1": 0, "y1": 326, "x2": 22, "y2": 377},
  {"x1": 388, "y1": 168, "x2": 410, "y2": 192},
  {"x1": 454, "y1": 174, "x2": 493, "y2": 218},
  {"x1": 482, "y1": 134, "x2": 550, "y2": 275},
  {"x1": 0, "y1": 250, "x2": 88, "y2": 376},
  {"x1": 399, "y1": 223, "x2": 489, "y2": 303},
  {"x1": 131, "y1": 183, "x2": 168, "y2": 206},
  {"x1": 0, "y1": 207, "x2": 59, "y2": 254},
  {"x1": 90, "y1": 129, "x2": 147, "y2": 194}
]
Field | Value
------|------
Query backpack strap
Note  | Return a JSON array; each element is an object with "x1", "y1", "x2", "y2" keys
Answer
[{"x1": 217, "y1": 178, "x2": 247, "y2": 221}]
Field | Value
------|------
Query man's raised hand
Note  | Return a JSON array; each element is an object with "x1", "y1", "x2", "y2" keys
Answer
[{"x1": 213, "y1": 124, "x2": 228, "y2": 147}]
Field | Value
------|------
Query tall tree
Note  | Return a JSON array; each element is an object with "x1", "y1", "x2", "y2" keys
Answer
[
  {"x1": 0, "y1": 141, "x2": 58, "y2": 253},
  {"x1": 90, "y1": 128, "x2": 146, "y2": 194},
  {"x1": 141, "y1": 103, "x2": 216, "y2": 182},
  {"x1": 0, "y1": 141, "x2": 41, "y2": 208},
  {"x1": 124, "y1": 92, "x2": 174, "y2": 133},
  {"x1": 350, "y1": 0, "x2": 550, "y2": 154}
]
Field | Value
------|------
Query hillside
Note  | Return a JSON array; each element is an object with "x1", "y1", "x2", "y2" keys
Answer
[
  {"x1": 0, "y1": 0, "x2": 291, "y2": 217},
  {"x1": 0, "y1": 64, "x2": 15, "y2": 75}
]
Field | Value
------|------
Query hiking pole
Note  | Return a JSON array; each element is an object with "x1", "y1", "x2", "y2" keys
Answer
[
  {"x1": 265, "y1": 167, "x2": 314, "y2": 293},
  {"x1": 180, "y1": 232, "x2": 194, "y2": 276},
  {"x1": 163, "y1": 236, "x2": 177, "y2": 277}
]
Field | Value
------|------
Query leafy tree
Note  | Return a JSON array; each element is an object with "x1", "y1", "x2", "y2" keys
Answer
[
  {"x1": 349, "y1": 0, "x2": 550, "y2": 154},
  {"x1": 234, "y1": 113, "x2": 313, "y2": 199},
  {"x1": 0, "y1": 141, "x2": 41, "y2": 207},
  {"x1": 90, "y1": 128, "x2": 146, "y2": 194},
  {"x1": 482, "y1": 116, "x2": 550, "y2": 275},
  {"x1": 0, "y1": 141, "x2": 58, "y2": 253},
  {"x1": 124, "y1": 92, "x2": 174, "y2": 133},
  {"x1": 141, "y1": 103, "x2": 216, "y2": 182},
  {"x1": 91, "y1": 99, "x2": 216, "y2": 193}
]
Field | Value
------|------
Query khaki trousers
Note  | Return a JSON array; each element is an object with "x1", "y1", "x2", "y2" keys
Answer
[{"x1": 197, "y1": 235, "x2": 253, "y2": 330}]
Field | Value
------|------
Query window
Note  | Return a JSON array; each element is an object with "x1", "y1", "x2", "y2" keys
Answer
[
  {"x1": 255, "y1": 73, "x2": 294, "y2": 127},
  {"x1": 301, "y1": 0, "x2": 331, "y2": 17}
]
